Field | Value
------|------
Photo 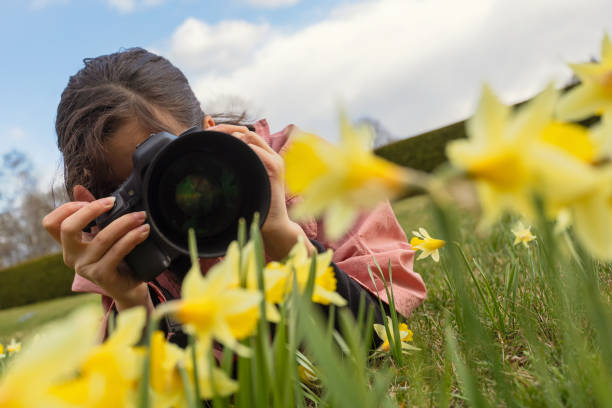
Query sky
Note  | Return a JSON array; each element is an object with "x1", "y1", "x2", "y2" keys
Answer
[{"x1": 2, "y1": 0, "x2": 612, "y2": 192}]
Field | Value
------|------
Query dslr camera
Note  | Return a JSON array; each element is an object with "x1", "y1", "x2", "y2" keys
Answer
[{"x1": 91, "y1": 127, "x2": 271, "y2": 282}]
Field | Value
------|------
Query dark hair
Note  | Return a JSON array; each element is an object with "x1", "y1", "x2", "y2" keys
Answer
[{"x1": 56, "y1": 47, "x2": 247, "y2": 200}]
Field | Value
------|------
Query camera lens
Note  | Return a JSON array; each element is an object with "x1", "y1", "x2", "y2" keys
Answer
[
  {"x1": 144, "y1": 130, "x2": 270, "y2": 258},
  {"x1": 157, "y1": 153, "x2": 241, "y2": 240}
]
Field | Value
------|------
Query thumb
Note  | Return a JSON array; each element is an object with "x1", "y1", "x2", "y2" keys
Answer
[{"x1": 73, "y1": 185, "x2": 96, "y2": 202}]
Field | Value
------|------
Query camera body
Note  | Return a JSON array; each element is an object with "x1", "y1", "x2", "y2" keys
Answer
[{"x1": 94, "y1": 127, "x2": 271, "y2": 282}]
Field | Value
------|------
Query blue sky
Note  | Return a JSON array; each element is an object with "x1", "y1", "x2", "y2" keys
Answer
[
  {"x1": 2, "y1": 0, "x2": 612, "y2": 192},
  {"x1": 0, "y1": 0, "x2": 346, "y2": 188}
]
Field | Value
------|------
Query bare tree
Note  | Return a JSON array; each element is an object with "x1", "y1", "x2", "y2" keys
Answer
[{"x1": 0, "y1": 151, "x2": 64, "y2": 268}]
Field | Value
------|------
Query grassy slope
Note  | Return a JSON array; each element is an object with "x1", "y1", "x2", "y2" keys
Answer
[
  {"x1": 1, "y1": 196, "x2": 611, "y2": 406},
  {"x1": 0, "y1": 293, "x2": 99, "y2": 344},
  {"x1": 391, "y1": 194, "x2": 612, "y2": 406}
]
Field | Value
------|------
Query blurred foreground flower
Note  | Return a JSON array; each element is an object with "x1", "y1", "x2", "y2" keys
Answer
[
  {"x1": 373, "y1": 316, "x2": 417, "y2": 353},
  {"x1": 149, "y1": 330, "x2": 185, "y2": 408},
  {"x1": 157, "y1": 235, "x2": 262, "y2": 357},
  {"x1": 284, "y1": 113, "x2": 416, "y2": 240},
  {"x1": 268, "y1": 238, "x2": 347, "y2": 306},
  {"x1": 6, "y1": 339, "x2": 21, "y2": 354},
  {"x1": 447, "y1": 85, "x2": 603, "y2": 227},
  {"x1": 511, "y1": 221, "x2": 536, "y2": 247},
  {"x1": 0, "y1": 343, "x2": 4, "y2": 359},
  {"x1": 557, "y1": 34, "x2": 612, "y2": 121},
  {"x1": 228, "y1": 240, "x2": 285, "y2": 323},
  {"x1": 410, "y1": 228, "x2": 445, "y2": 262},
  {"x1": 149, "y1": 331, "x2": 237, "y2": 407},
  {"x1": 0, "y1": 307, "x2": 99, "y2": 408},
  {"x1": 51, "y1": 307, "x2": 146, "y2": 408},
  {"x1": 185, "y1": 342, "x2": 238, "y2": 400}
]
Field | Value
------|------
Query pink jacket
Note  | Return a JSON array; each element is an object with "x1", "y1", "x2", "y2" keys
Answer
[{"x1": 72, "y1": 120, "x2": 427, "y2": 335}]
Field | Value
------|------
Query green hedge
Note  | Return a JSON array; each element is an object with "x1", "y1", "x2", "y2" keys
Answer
[
  {"x1": 0, "y1": 253, "x2": 76, "y2": 309},
  {"x1": 374, "y1": 120, "x2": 465, "y2": 172}
]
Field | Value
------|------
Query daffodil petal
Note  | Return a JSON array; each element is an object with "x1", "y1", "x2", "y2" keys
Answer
[{"x1": 557, "y1": 84, "x2": 611, "y2": 121}]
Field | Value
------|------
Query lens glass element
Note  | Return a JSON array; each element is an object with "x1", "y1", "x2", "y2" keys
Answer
[{"x1": 157, "y1": 153, "x2": 241, "y2": 240}]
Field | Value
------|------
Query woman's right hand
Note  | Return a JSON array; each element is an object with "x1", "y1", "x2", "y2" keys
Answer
[{"x1": 42, "y1": 185, "x2": 152, "y2": 310}]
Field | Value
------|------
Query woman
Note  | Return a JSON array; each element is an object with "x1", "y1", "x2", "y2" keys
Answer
[{"x1": 42, "y1": 48, "x2": 426, "y2": 341}]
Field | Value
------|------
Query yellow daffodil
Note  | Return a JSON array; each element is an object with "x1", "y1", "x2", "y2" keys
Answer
[
  {"x1": 270, "y1": 238, "x2": 347, "y2": 306},
  {"x1": 446, "y1": 85, "x2": 545, "y2": 226},
  {"x1": 227, "y1": 240, "x2": 285, "y2": 323},
  {"x1": 590, "y1": 111, "x2": 612, "y2": 160},
  {"x1": 447, "y1": 84, "x2": 603, "y2": 227},
  {"x1": 284, "y1": 113, "x2": 413, "y2": 240},
  {"x1": 149, "y1": 330, "x2": 185, "y2": 408},
  {"x1": 297, "y1": 365, "x2": 319, "y2": 386},
  {"x1": 373, "y1": 316, "x2": 416, "y2": 353},
  {"x1": 6, "y1": 339, "x2": 21, "y2": 354},
  {"x1": 511, "y1": 221, "x2": 536, "y2": 247},
  {"x1": 184, "y1": 343, "x2": 238, "y2": 400},
  {"x1": 149, "y1": 331, "x2": 237, "y2": 408},
  {"x1": 157, "y1": 240, "x2": 262, "y2": 357},
  {"x1": 51, "y1": 306, "x2": 147, "y2": 408},
  {"x1": 0, "y1": 343, "x2": 4, "y2": 359},
  {"x1": 0, "y1": 306, "x2": 100, "y2": 408},
  {"x1": 566, "y1": 167, "x2": 612, "y2": 260},
  {"x1": 557, "y1": 34, "x2": 612, "y2": 121},
  {"x1": 410, "y1": 228, "x2": 445, "y2": 262}
]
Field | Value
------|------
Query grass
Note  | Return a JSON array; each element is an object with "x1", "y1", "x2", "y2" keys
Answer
[
  {"x1": 389, "y1": 195, "x2": 612, "y2": 406},
  {"x1": 0, "y1": 293, "x2": 100, "y2": 344},
  {"x1": 2, "y1": 194, "x2": 612, "y2": 407}
]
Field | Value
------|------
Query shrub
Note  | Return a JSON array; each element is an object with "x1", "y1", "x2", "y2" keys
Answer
[{"x1": 0, "y1": 253, "x2": 75, "y2": 309}]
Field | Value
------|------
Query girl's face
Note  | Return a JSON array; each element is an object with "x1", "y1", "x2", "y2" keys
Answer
[{"x1": 104, "y1": 114, "x2": 214, "y2": 184}]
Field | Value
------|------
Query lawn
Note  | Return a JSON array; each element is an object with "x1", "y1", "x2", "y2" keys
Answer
[
  {"x1": 1, "y1": 195, "x2": 612, "y2": 406},
  {"x1": 0, "y1": 293, "x2": 100, "y2": 345}
]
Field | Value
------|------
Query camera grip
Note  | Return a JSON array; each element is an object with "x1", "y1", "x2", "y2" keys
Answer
[{"x1": 125, "y1": 237, "x2": 172, "y2": 282}]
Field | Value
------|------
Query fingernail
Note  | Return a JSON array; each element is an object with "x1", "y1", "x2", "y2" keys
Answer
[
  {"x1": 134, "y1": 211, "x2": 147, "y2": 222},
  {"x1": 102, "y1": 197, "x2": 116, "y2": 207},
  {"x1": 138, "y1": 224, "x2": 150, "y2": 235},
  {"x1": 232, "y1": 132, "x2": 244, "y2": 138}
]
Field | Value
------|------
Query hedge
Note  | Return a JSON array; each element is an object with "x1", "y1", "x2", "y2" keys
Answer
[
  {"x1": 0, "y1": 253, "x2": 76, "y2": 309},
  {"x1": 374, "y1": 120, "x2": 465, "y2": 172}
]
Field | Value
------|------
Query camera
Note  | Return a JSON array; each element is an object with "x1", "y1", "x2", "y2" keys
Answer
[{"x1": 91, "y1": 127, "x2": 271, "y2": 282}]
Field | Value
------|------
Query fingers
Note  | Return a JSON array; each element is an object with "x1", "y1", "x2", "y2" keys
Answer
[
  {"x1": 42, "y1": 201, "x2": 90, "y2": 243},
  {"x1": 248, "y1": 144, "x2": 285, "y2": 180},
  {"x1": 80, "y1": 211, "x2": 148, "y2": 265},
  {"x1": 233, "y1": 131, "x2": 276, "y2": 155},
  {"x1": 95, "y1": 222, "x2": 151, "y2": 274},
  {"x1": 60, "y1": 197, "x2": 116, "y2": 251},
  {"x1": 207, "y1": 124, "x2": 250, "y2": 135}
]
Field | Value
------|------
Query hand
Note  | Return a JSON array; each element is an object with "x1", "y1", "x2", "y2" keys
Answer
[
  {"x1": 42, "y1": 185, "x2": 152, "y2": 310},
  {"x1": 207, "y1": 124, "x2": 315, "y2": 259}
]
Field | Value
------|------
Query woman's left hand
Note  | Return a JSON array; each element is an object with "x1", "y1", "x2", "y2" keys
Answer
[{"x1": 206, "y1": 124, "x2": 314, "y2": 260}]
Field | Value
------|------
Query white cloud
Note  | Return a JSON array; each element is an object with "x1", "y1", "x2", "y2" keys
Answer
[
  {"x1": 7, "y1": 127, "x2": 27, "y2": 141},
  {"x1": 160, "y1": 0, "x2": 612, "y2": 142},
  {"x1": 29, "y1": 0, "x2": 69, "y2": 10},
  {"x1": 167, "y1": 18, "x2": 272, "y2": 74},
  {"x1": 107, "y1": 0, "x2": 166, "y2": 14},
  {"x1": 243, "y1": 0, "x2": 300, "y2": 8}
]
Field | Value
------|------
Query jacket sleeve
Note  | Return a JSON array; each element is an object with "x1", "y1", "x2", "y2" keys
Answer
[{"x1": 315, "y1": 200, "x2": 427, "y2": 318}]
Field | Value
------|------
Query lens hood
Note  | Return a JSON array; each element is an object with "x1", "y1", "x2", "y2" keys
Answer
[{"x1": 143, "y1": 129, "x2": 271, "y2": 258}]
